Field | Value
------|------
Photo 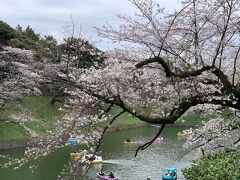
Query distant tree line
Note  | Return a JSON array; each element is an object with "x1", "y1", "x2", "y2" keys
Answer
[
  {"x1": 0, "y1": 20, "x2": 104, "y2": 69},
  {"x1": 0, "y1": 20, "x2": 40, "y2": 49}
]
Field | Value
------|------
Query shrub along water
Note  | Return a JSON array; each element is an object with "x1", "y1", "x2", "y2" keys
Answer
[{"x1": 183, "y1": 146, "x2": 240, "y2": 180}]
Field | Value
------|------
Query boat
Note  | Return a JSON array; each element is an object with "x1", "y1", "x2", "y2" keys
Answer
[
  {"x1": 70, "y1": 152, "x2": 81, "y2": 157},
  {"x1": 177, "y1": 128, "x2": 193, "y2": 136},
  {"x1": 155, "y1": 137, "x2": 163, "y2": 143},
  {"x1": 123, "y1": 139, "x2": 136, "y2": 144},
  {"x1": 96, "y1": 174, "x2": 119, "y2": 180},
  {"x1": 162, "y1": 166, "x2": 177, "y2": 180},
  {"x1": 123, "y1": 141, "x2": 136, "y2": 144},
  {"x1": 80, "y1": 154, "x2": 102, "y2": 165},
  {"x1": 67, "y1": 139, "x2": 80, "y2": 145}
]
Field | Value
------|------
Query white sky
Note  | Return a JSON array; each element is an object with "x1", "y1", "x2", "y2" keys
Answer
[{"x1": 0, "y1": 0, "x2": 180, "y2": 49}]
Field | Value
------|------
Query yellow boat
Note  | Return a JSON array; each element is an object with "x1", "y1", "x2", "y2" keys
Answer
[
  {"x1": 177, "y1": 129, "x2": 193, "y2": 137},
  {"x1": 70, "y1": 152, "x2": 81, "y2": 157},
  {"x1": 81, "y1": 160, "x2": 103, "y2": 165},
  {"x1": 123, "y1": 141, "x2": 136, "y2": 144},
  {"x1": 177, "y1": 132, "x2": 191, "y2": 136}
]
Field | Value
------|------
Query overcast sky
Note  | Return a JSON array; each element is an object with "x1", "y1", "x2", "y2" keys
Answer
[{"x1": 0, "y1": 0, "x2": 179, "y2": 49}]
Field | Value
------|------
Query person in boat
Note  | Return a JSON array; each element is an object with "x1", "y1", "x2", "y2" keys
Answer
[
  {"x1": 99, "y1": 170, "x2": 104, "y2": 176},
  {"x1": 165, "y1": 170, "x2": 170, "y2": 176},
  {"x1": 108, "y1": 172, "x2": 115, "y2": 178},
  {"x1": 126, "y1": 139, "x2": 131, "y2": 142},
  {"x1": 84, "y1": 155, "x2": 89, "y2": 160},
  {"x1": 88, "y1": 155, "x2": 96, "y2": 161}
]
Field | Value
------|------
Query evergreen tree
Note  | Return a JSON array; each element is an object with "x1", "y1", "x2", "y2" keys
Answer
[{"x1": 24, "y1": 25, "x2": 40, "y2": 41}]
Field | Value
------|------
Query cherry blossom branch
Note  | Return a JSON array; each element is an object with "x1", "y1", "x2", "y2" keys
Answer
[
  {"x1": 136, "y1": 56, "x2": 234, "y2": 91},
  {"x1": 81, "y1": 110, "x2": 125, "y2": 178},
  {"x1": 64, "y1": 76, "x2": 239, "y2": 125},
  {"x1": 232, "y1": 46, "x2": 240, "y2": 85},
  {"x1": 157, "y1": 1, "x2": 193, "y2": 57},
  {"x1": 135, "y1": 56, "x2": 172, "y2": 77},
  {"x1": 94, "y1": 110, "x2": 125, "y2": 154},
  {"x1": 135, "y1": 124, "x2": 165, "y2": 157},
  {"x1": 212, "y1": 0, "x2": 233, "y2": 66}
]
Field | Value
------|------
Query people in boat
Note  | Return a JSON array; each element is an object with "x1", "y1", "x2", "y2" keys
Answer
[
  {"x1": 84, "y1": 155, "x2": 89, "y2": 160},
  {"x1": 183, "y1": 128, "x2": 193, "y2": 134},
  {"x1": 108, "y1": 172, "x2": 115, "y2": 178},
  {"x1": 99, "y1": 170, "x2": 104, "y2": 176},
  {"x1": 126, "y1": 139, "x2": 131, "y2": 142},
  {"x1": 156, "y1": 137, "x2": 163, "y2": 141},
  {"x1": 88, "y1": 155, "x2": 96, "y2": 161},
  {"x1": 165, "y1": 170, "x2": 170, "y2": 176}
]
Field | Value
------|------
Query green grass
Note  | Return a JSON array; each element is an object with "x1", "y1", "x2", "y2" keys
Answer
[
  {"x1": 0, "y1": 96, "x2": 66, "y2": 141},
  {"x1": 0, "y1": 97, "x2": 146, "y2": 142},
  {"x1": 108, "y1": 106, "x2": 145, "y2": 128},
  {"x1": 0, "y1": 121, "x2": 29, "y2": 141},
  {"x1": 22, "y1": 96, "x2": 66, "y2": 134},
  {"x1": 175, "y1": 108, "x2": 234, "y2": 126},
  {"x1": 76, "y1": 106, "x2": 146, "y2": 133}
]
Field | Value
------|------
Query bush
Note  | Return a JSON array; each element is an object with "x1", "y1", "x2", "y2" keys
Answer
[{"x1": 183, "y1": 147, "x2": 240, "y2": 180}]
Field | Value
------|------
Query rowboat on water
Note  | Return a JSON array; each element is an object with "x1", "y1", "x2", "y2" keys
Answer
[
  {"x1": 96, "y1": 174, "x2": 119, "y2": 180},
  {"x1": 80, "y1": 154, "x2": 102, "y2": 165}
]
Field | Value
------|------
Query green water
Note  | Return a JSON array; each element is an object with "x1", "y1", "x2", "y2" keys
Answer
[{"x1": 0, "y1": 127, "x2": 193, "y2": 180}]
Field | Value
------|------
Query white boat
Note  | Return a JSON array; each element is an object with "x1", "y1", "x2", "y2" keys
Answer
[
  {"x1": 155, "y1": 137, "x2": 163, "y2": 143},
  {"x1": 80, "y1": 154, "x2": 102, "y2": 165},
  {"x1": 177, "y1": 128, "x2": 193, "y2": 136}
]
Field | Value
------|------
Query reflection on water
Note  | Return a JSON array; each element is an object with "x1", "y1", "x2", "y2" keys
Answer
[{"x1": 0, "y1": 127, "x2": 193, "y2": 180}]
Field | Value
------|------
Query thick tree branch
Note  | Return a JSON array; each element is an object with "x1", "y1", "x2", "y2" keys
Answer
[
  {"x1": 67, "y1": 76, "x2": 240, "y2": 125},
  {"x1": 135, "y1": 56, "x2": 172, "y2": 77},
  {"x1": 136, "y1": 56, "x2": 234, "y2": 92},
  {"x1": 233, "y1": 137, "x2": 240, "y2": 145}
]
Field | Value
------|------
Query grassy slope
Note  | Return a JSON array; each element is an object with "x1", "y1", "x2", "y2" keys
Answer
[
  {"x1": 0, "y1": 96, "x2": 232, "y2": 142},
  {"x1": 109, "y1": 106, "x2": 145, "y2": 128},
  {"x1": 22, "y1": 96, "x2": 65, "y2": 135},
  {"x1": 0, "y1": 96, "x2": 65, "y2": 141},
  {"x1": 175, "y1": 108, "x2": 233, "y2": 126},
  {"x1": 0, "y1": 97, "x2": 145, "y2": 142},
  {"x1": 0, "y1": 122, "x2": 29, "y2": 141}
]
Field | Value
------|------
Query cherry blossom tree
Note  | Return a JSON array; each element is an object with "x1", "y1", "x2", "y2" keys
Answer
[
  {"x1": 66, "y1": 0, "x2": 240, "y2": 155},
  {"x1": 1, "y1": 0, "x2": 240, "y2": 177},
  {"x1": 184, "y1": 116, "x2": 240, "y2": 156},
  {"x1": 0, "y1": 46, "x2": 42, "y2": 108}
]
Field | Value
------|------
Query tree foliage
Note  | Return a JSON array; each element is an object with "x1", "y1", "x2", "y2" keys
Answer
[
  {"x1": 58, "y1": 37, "x2": 104, "y2": 69},
  {"x1": 0, "y1": 21, "x2": 16, "y2": 45},
  {"x1": 0, "y1": 21, "x2": 39, "y2": 49},
  {"x1": 24, "y1": 25, "x2": 40, "y2": 42},
  {"x1": 183, "y1": 146, "x2": 240, "y2": 180}
]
